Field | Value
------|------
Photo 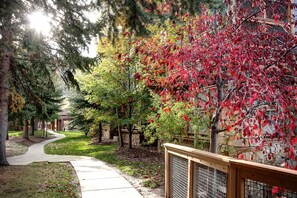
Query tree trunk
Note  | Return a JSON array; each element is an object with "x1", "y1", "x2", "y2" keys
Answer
[
  {"x1": 118, "y1": 125, "x2": 124, "y2": 147},
  {"x1": 128, "y1": 124, "x2": 133, "y2": 149},
  {"x1": 128, "y1": 100, "x2": 133, "y2": 149},
  {"x1": 157, "y1": 138, "x2": 163, "y2": 153},
  {"x1": 45, "y1": 123, "x2": 47, "y2": 137},
  {"x1": 23, "y1": 120, "x2": 29, "y2": 140},
  {"x1": 42, "y1": 121, "x2": 45, "y2": 137},
  {"x1": 30, "y1": 117, "x2": 35, "y2": 136},
  {"x1": 209, "y1": 77, "x2": 224, "y2": 154},
  {"x1": 0, "y1": 14, "x2": 12, "y2": 165},
  {"x1": 116, "y1": 108, "x2": 124, "y2": 147},
  {"x1": 209, "y1": 128, "x2": 218, "y2": 153},
  {"x1": 6, "y1": 128, "x2": 9, "y2": 140},
  {"x1": 98, "y1": 122, "x2": 102, "y2": 143}
]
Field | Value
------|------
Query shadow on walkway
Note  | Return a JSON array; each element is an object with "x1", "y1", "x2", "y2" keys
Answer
[{"x1": 7, "y1": 130, "x2": 142, "y2": 198}]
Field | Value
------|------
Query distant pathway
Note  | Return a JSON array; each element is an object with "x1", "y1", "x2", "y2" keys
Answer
[{"x1": 7, "y1": 130, "x2": 142, "y2": 198}]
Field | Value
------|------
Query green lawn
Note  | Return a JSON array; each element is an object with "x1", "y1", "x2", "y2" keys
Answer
[
  {"x1": 45, "y1": 131, "x2": 117, "y2": 163},
  {"x1": 45, "y1": 131, "x2": 164, "y2": 188},
  {"x1": 0, "y1": 162, "x2": 80, "y2": 198},
  {"x1": 8, "y1": 130, "x2": 53, "y2": 138},
  {"x1": 8, "y1": 131, "x2": 23, "y2": 137},
  {"x1": 33, "y1": 130, "x2": 54, "y2": 138}
]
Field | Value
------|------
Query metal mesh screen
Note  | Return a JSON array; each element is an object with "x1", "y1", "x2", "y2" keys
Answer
[
  {"x1": 245, "y1": 179, "x2": 297, "y2": 198},
  {"x1": 170, "y1": 155, "x2": 188, "y2": 198},
  {"x1": 193, "y1": 163, "x2": 227, "y2": 198}
]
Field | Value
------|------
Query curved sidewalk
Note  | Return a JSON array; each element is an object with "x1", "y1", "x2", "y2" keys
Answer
[{"x1": 7, "y1": 131, "x2": 142, "y2": 198}]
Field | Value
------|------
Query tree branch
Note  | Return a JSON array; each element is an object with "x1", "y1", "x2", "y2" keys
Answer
[{"x1": 264, "y1": 44, "x2": 297, "y2": 70}]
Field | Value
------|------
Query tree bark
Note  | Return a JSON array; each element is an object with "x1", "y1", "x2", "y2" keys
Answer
[
  {"x1": 128, "y1": 124, "x2": 133, "y2": 149},
  {"x1": 6, "y1": 128, "x2": 9, "y2": 140},
  {"x1": 42, "y1": 121, "x2": 45, "y2": 137},
  {"x1": 45, "y1": 123, "x2": 47, "y2": 137},
  {"x1": 23, "y1": 120, "x2": 29, "y2": 140},
  {"x1": 118, "y1": 125, "x2": 124, "y2": 147},
  {"x1": 157, "y1": 138, "x2": 163, "y2": 153},
  {"x1": 128, "y1": 101, "x2": 133, "y2": 149},
  {"x1": 209, "y1": 77, "x2": 224, "y2": 153},
  {"x1": 0, "y1": 14, "x2": 12, "y2": 165},
  {"x1": 116, "y1": 108, "x2": 124, "y2": 147},
  {"x1": 30, "y1": 117, "x2": 35, "y2": 136},
  {"x1": 209, "y1": 127, "x2": 218, "y2": 153},
  {"x1": 98, "y1": 122, "x2": 102, "y2": 143}
]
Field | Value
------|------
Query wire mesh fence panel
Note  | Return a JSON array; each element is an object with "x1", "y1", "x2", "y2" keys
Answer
[
  {"x1": 170, "y1": 155, "x2": 188, "y2": 198},
  {"x1": 193, "y1": 163, "x2": 227, "y2": 198},
  {"x1": 245, "y1": 179, "x2": 297, "y2": 198}
]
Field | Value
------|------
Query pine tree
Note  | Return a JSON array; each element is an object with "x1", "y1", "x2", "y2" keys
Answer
[{"x1": 0, "y1": 0, "x2": 98, "y2": 165}]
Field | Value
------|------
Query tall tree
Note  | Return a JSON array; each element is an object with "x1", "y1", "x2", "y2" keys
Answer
[
  {"x1": 77, "y1": 36, "x2": 151, "y2": 148},
  {"x1": 0, "y1": 0, "x2": 98, "y2": 165},
  {"x1": 0, "y1": 10, "x2": 12, "y2": 165},
  {"x1": 68, "y1": 91, "x2": 96, "y2": 135}
]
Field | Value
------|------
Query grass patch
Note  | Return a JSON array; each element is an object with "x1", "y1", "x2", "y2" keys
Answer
[
  {"x1": 143, "y1": 179, "x2": 159, "y2": 188},
  {"x1": 6, "y1": 130, "x2": 54, "y2": 157},
  {"x1": 6, "y1": 141, "x2": 28, "y2": 157},
  {"x1": 33, "y1": 130, "x2": 54, "y2": 138},
  {"x1": 45, "y1": 131, "x2": 164, "y2": 188},
  {"x1": 8, "y1": 130, "x2": 53, "y2": 138},
  {"x1": 0, "y1": 162, "x2": 80, "y2": 198},
  {"x1": 8, "y1": 131, "x2": 22, "y2": 137},
  {"x1": 45, "y1": 131, "x2": 118, "y2": 164}
]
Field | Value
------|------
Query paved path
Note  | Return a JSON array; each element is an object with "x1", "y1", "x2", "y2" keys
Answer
[{"x1": 7, "y1": 131, "x2": 142, "y2": 198}]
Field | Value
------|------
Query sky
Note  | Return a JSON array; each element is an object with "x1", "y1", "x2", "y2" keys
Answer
[{"x1": 28, "y1": 10, "x2": 98, "y2": 58}]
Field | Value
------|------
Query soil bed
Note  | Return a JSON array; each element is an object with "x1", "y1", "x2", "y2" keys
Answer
[{"x1": 116, "y1": 146, "x2": 165, "y2": 198}]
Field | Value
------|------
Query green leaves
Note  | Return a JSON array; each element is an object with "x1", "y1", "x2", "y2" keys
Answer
[{"x1": 71, "y1": 36, "x2": 151, "y2": 135}]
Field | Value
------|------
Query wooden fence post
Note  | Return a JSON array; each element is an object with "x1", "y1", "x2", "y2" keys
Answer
[
  {"x1": 237, "y1": 171, "x2": 245, "y2": 198},
  {"x1": 165, "y1": 147, "x2": 171, "y2": 198},
  {"x1": 187, "y1": 160, "x2": 194, "y2": 198},
  {"x1": 227, "y1": 165, "x2": 237, "y2": 198}
]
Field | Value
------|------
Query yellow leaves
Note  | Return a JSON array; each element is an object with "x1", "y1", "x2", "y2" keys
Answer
[{"x1": 9, "y1": 88, "x2": 25, "y2": 113}]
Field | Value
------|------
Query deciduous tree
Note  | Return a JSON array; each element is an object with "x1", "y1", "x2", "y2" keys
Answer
[
  {"x1": 137, "y1": 1, "x2": 297, "y2": 166},
  {"x1": 77, "y1": 35, "x2": 151, "y2": 148}
]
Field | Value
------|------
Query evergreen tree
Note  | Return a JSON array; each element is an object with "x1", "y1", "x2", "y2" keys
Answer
[
  {"x1": 68, "y1": 91, "x2": 97, "y2": 135},
  {"x1": 0, "y1": 0, "x2": 98, "y2": 165},
  {"x1": 77, "y1": 36, "x2": 152, "y2": 148}
]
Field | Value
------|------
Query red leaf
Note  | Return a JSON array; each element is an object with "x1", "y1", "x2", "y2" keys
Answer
[
  {"x1": 133, "y1": 72, "x2": 141, "y2": 80},
  {"x1": 272, "y1": 187, "x2": 279, "y2": 195},
  {"x1": 182, "y1": 115, "x2": 191, "y2": 122},
  {"x1": 226, "y1": 125, "x2": 232, "y2": 132},
  {"x1": 148, "y1": 118, "x2": 154, "y2": 123},
  {"x1": 163, "y1": 107, "x2": 171, "y2": 113},
  {"x1": 238, "y1": 153, "x2": 246, "y2": 160}
]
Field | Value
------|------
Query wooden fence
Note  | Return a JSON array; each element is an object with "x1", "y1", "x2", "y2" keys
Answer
[{"x1": 164, "y1": 143, "x2": 297, "y2": 198}]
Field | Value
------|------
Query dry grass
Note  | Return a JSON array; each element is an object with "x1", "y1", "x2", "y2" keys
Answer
[
  {"x1": 6, "y1": 130, "x2": 54, "y2": 157},
  {"x1": 5, "y1": 140, "x2": 28, "y2": 157},
  {"x1": 0, "y1": 162, "x2": 80, "y2": 198}
]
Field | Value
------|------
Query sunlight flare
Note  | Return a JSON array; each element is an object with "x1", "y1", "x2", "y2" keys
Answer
[{"x1": 28, "y1": 11, "x2": 51, "y2": 35}]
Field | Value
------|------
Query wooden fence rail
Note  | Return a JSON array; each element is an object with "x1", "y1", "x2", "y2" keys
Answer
[{"x1": 164, "y1": 143, "x2": 297, "y2": 198}]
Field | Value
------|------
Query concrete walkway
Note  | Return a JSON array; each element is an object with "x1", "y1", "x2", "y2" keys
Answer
[{"x1": 7, "y1": 131, "x2": 142, "y2": 198}]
